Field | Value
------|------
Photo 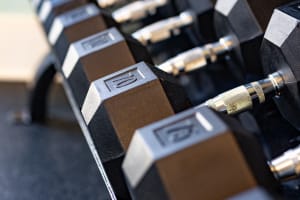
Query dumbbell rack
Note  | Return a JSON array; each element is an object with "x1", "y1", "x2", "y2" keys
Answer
[
  {"x1": 25, "y1": 0, "x2": 300, "y2": 199},
  {"x1": 28, "y1": 54, "x2": 122, "y2": 199},
  {"x1": 62, "y1": 73, "x2": 118, "y2": 199},
  {"x1": 27, "y1": 51, "x2": 300, "y2": 200}
]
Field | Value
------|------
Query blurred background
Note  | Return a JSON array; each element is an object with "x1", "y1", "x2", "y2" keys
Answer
[
  {"x1": 0, "y1": 0, "x2": 49, "y2": 82},
  {"x1": 0, "y1": 2, "x2": 107, "y2": 199}
]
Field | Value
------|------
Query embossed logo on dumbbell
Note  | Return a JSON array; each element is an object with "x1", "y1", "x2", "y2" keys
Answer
[
  {"x1": 81, "y1": 32, "x2": 114, "y2": 50},
  {"x1": 155, "y1": 116, "x2": 204, "y2": 147},
  {"x1": 165, "y1": 125, "x2": 194, "y2": 143},
  {"x1": 63, "y1": 7, "x2": 93, "y2": 24},
  {"x1": 105, "y1": 69, "x2": 144, "y2": 91}
]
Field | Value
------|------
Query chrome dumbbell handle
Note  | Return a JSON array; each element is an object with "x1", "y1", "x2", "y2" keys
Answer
[
  {"x1": 204, "y1": 72, "x2": 284, "y2": 115},
  {"x1": 158, "y1": 36, "x2": 236, "y2": 75},
  {"x1": 132, "y1": 11, "x2": 194, "y2": 45},
  {"x1": 112, "y1": 0, "x2": 168, "y2": 23},
  {"x1": 269, "y1": 145, "x2": 300, "y2": 181}
]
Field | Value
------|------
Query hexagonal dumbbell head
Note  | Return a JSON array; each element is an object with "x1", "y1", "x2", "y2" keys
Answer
[
  {"x1": 39, "y1": 0, "x2": 89, "y2": 33},
  {"x1": 214, "y1": 0, "x2": 291, "y2": 76},
  {"x1": 62, "y1": 27, "x2": 152, "y2": 108},
  {"x1": 48, "y1": 3, "x2": 117, "y2": 63},
  {"x1": 123, "y1": 107, "x2": 278, "y2": 200},
  {"x1": 81, "y1": 62, "x2": 190, "y2": 172},
  {"x1": 200, "y1": 2, "x2": 300, "y2": 131},
  {"x1": 261, "y1": 1, "x2": 300, "y2": 130}
]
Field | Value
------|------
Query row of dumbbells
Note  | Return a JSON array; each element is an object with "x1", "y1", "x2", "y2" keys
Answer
[{"x1": 30, "y1": 0, "x2": 300, "y2": 199}]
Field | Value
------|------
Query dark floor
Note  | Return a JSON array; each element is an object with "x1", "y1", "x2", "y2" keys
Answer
[{"x1": 0, "y1": 82, "x2": 109, "y2": 200}]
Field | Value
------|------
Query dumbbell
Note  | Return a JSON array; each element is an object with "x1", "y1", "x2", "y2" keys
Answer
[
  {"x1": 47, "y1": 3, "x2": 118, "y2": 63},
  {"x1": 79, "y1": 61, "x2": 190, "y2": 199},
  {"x1": 80, "y1": 61, "x2": 190, "y2": 163},
  {"x1": 122, "y1": 106, "x2": 300, "y2": 199},
  {"x1": 203, "y1": 1, "x2": 300, "y2": 130},
  {"x1": 158, "y1": 0, "x2": 291, "y2": 79},
  {"x1": 38, "y1": 0, "x2": 92, "y2": 33}
]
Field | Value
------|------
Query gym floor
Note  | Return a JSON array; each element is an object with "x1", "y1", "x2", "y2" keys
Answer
[
  {"x1": 0, "y1": 2, "x2": 109, "y2": 199},
  {"x1": 0, "y1": 82, "x2": 109, "y2": 200}
]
